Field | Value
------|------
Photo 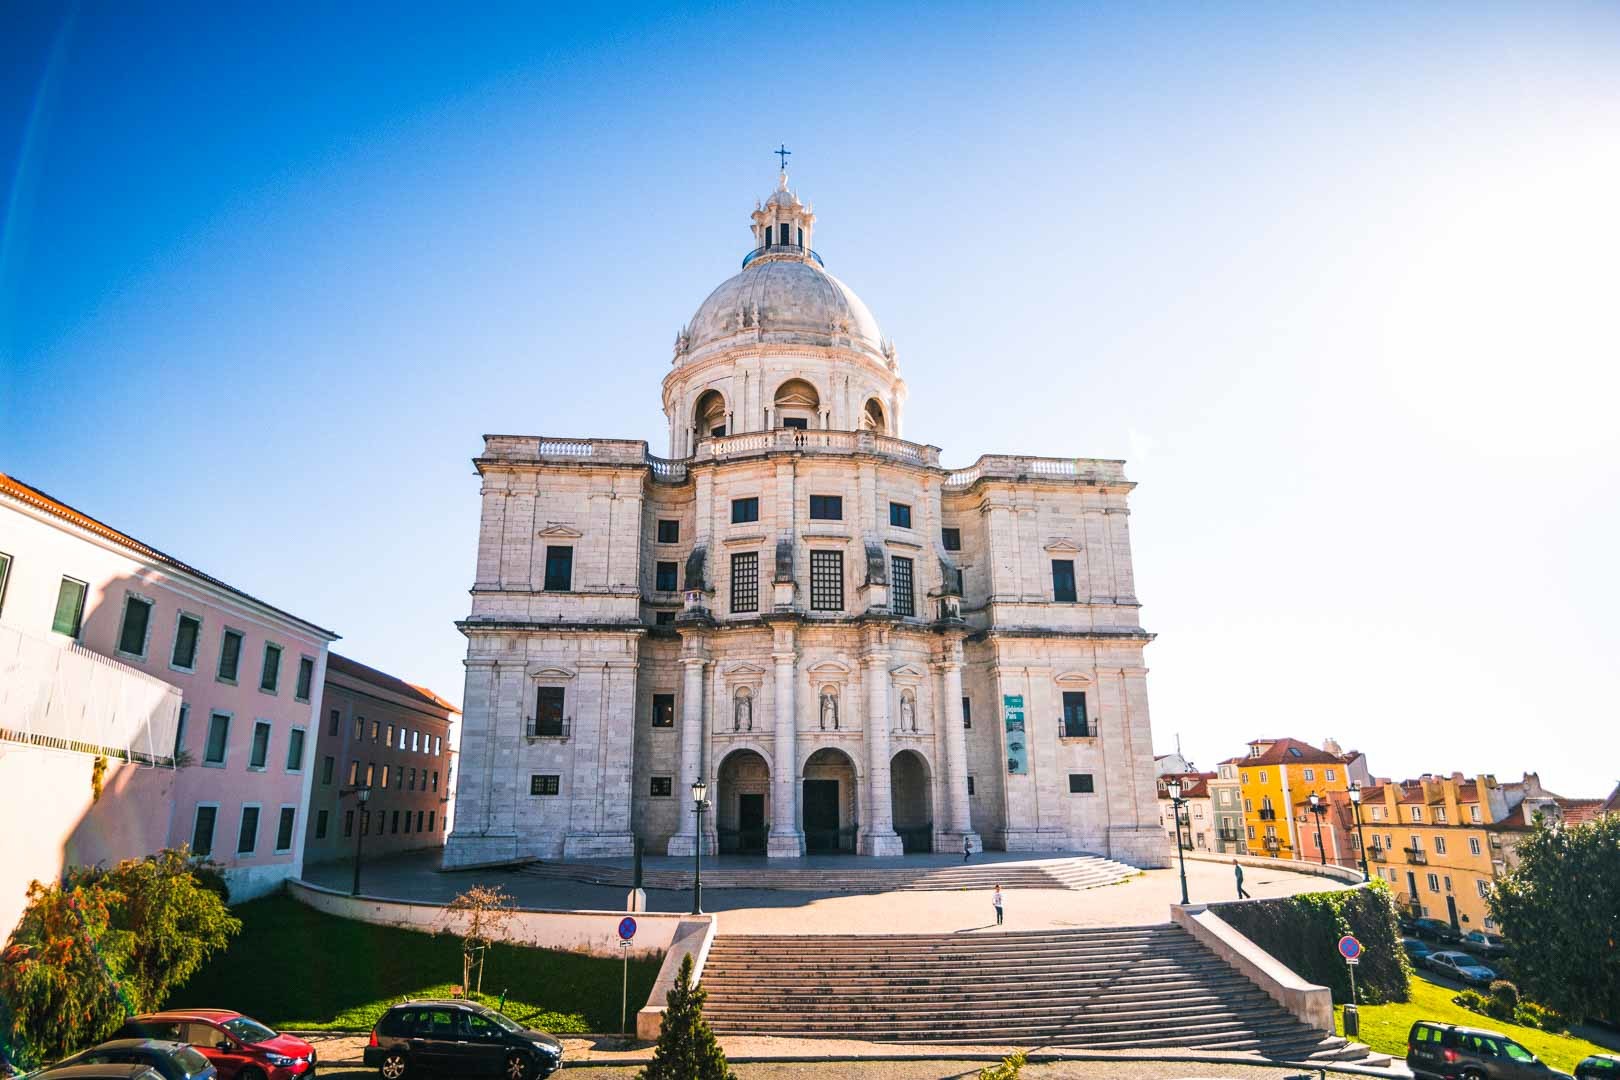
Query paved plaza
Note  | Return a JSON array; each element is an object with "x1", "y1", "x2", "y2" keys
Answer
[{"x1": 303, "y1": 851, "x2": 1348, "y2": 933}]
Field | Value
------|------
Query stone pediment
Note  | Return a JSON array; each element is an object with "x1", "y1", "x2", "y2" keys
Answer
[
  {"x1": 538, "y1": 524, "x2": 584, "y2": 539},
  {"x1": 889, "y1": 663, "x2": 928, "y2": 681},
  {"x1": 723, "y1": 661, "x2": 769, "y2": 677},
  {"x1": 527, "y1": 664, "x2": 576, "y2": 680},
  {"x1": 1054, "y1": 669, "x2": 1093, "y2": 686},
  {"x1": 1043, "y1": 537, "x2": 1081, "y2": 553},
  {"x1": 806, "y1": 660, "x2": 851, "y2": 676}
]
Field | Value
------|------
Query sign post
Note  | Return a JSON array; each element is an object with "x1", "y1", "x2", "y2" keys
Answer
[
  {"x1": 1337, "y1": 934, "x2": 1362, "y2": 1037},
  {"x1": 618, "y1": 916, "x2": 638, "y2": 1035}
]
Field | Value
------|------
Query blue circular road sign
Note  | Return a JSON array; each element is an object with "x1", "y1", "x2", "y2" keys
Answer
[
  {"x1": 1338, "y1": 934, "x2": 1362, "y2": 961},
  {"x1": 619, "y1": 916, "x2": 638, "y2": 941}
]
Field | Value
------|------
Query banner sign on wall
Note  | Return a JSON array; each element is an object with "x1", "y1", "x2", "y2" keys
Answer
[{"x1": 1003, "y1": 694, "x2": 1028, "y2": 774}]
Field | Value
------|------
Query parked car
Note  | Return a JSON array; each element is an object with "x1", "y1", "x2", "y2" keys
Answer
[
  {"x1": 50, "y1": 1040, "x2": 216, "y2": 1080},
  {"x1": 31, "y1": 1066, "x2": 166, "y2": 1080},
  {"x1": 1414, "y1": 917, "x2": 1464, "y2": 943},
  {"x1": 1464, "y1": 930, "x2": 1510, "y2": 958},
  {"x1": 1409, "y1": 1021, "x2": 1573, "y2": 1079},
  {"x1": 1426, "y1": 950, "x2": 1500, "y2": 986},
  {"x1": 1405, "y1": 937, "x2": 1436, "y2": 963},
  {"x1": 114, "y1": 1010, "x2": 315, "y2": 1080},
  {"x1": 365, "y1": 999, "x2": 564, "y2": 1080},
  {"x1": 1576, "y1": 1055, "x2": 1620, "y2": 1080}
]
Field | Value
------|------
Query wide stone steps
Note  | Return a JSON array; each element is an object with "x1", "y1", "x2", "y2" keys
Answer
[
  {"x1": 517, "y1": 855, "x2": 1137, "y2": 893},
  {"x1": 700, "y1": 927, "x2": 1369, "y2": 1064}
]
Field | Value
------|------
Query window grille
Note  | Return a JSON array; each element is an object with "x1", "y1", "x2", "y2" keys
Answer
[
  {"x1": 810, "y1": 549, "x2": 843, "y2": 611},
  {"x1": 891, "y1": 556, "x2": 914, "y2": 616},
  {"x1": 731, "y1": 551, "x2": 759, "y2": 613}
]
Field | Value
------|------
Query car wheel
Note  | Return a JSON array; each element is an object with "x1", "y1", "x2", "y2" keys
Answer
[
  {"x1": 1461, "y1": 1070, "x2": 1485, "y2": 1080},
  {"x1": 379, "y1": 1051, "x2": 409, "y2": 1080},
  {"x1": 505, "y1": 1052, "x2": 530, "y2": 1080}
]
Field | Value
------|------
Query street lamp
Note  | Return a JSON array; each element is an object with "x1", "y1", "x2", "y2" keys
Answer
[
  {"x1": 1166, "y1": 777, "x2": 1190, "y2": 906},
  {"x1": 1307, "y1": 791, "x2": 1328, "y2": 866},
  {"x1": 341, "y1": 785, "x2": 372, "y2": 896},
  {"x1": 1348, "y1": 781, "x2": 1370, "y2": 882},
  {"x1": 690, "y1": 778, "x2": 710, "y2": 915}
]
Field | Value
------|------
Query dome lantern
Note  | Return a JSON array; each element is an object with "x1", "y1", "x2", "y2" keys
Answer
[{"x1": 749, "y1": 171, "x2": 817, "y2": 266}]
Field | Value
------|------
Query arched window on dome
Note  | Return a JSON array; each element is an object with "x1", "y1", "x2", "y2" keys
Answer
[
  {"x1": 694, "y1": 389, "x2": 727, "y2": 442},
  {"x1": 774, "y1": 379, "x2": 821, "y2": 430},
  {"x1": 861, "y1": 398, "x2": 888, "y2": 435},
  {"x1": 778, "y1": 223, "x2": 790, "y2": 247}
]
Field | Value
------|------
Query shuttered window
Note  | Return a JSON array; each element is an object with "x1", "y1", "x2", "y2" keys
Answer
[
  {"x1": 52, "y1": 577, "x2": 87, "y2": 637},
  {"x1": 295, "y1": 657, "x2": 315, "y2": 702},
  {"x1": 192, "y1": 806, "x2": 217, "y2": 856},
  {"x1": 172, "y1": 614, "x2": 201, "y2": 669}
]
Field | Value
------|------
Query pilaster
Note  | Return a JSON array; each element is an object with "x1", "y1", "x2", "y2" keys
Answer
[{"x1": 860, "y1": 627, "x2": 903, "y2": 856}]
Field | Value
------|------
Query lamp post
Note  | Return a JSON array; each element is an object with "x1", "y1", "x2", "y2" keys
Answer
[
  {"x1": 341, "y1": 785, "x2": 372, "y2": 896},
  {"x1": 1166, "y1": 777, "x2": 1190, "y2": 906},
  {"x1": 1348, "y1": 781, "x2": 1370, "y2": 882},
  {"x1": 1308, "y1": 791, "x2": 1329, "y2": 866},
  {"x1": 690, "y1": 778, "x2": 710, "y2": 915}
]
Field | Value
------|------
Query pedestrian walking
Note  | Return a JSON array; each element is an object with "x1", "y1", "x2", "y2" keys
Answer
[
  {"x1": 992, "y1": 884, "x2": 1004, "y2": 925},
  {"x1": 1234, "y1": 859, "x2": 1251, "y2": 899},
  {"x1": 963, "y1": 835, "x2": 972, "y2": 862}
]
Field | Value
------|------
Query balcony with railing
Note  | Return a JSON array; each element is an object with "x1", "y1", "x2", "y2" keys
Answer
[
  {"x1": 1403, "y1": 846, "x2": 1429, "y2": 864},
  {"x1": 1370, "y1": 846, "x2": 1389, "y2": 862},
  {"x1": 526, "y1": 717, "x2": 571, "y2": 740},
  {"x1": 741, "y1": 243, "x2": 824, "y2": 269},
  {"x1": 1257, "y1": 807, "x2": 1277, "y2": 821}
]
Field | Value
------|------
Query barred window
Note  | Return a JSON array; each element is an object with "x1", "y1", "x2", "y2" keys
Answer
[
  {"x1": 531, "y1": 774, "x2": 560, "y2": 796},
  {"x1": 891, "y1": 555, "x2": 914, "y2": 616},
  {"x1": 810, "y1": 549, "x2": 843, "y2": 611},
  {"x1": 730, "y1": 551, "x2": 759, "y2": 613},
  {"x1": 650, "y1": 776, "x2": 673, "y2": 797}
]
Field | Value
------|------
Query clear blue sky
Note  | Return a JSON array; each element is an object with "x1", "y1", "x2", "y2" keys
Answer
[{"x1": 4, "y1": 3, "x2": 1617, "y2": 796}]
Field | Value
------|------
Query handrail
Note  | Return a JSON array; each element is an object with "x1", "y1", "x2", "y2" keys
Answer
[{"x1": 741, "y1": 243, "x2": 824, "y2": 269}]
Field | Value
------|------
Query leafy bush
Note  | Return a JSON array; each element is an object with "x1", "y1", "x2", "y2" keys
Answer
[
  {"x1": 1485, "y1": 980, "x2": 1521, "y2": 1022},
  {"x1": 979, "y1": 1050, "x2": 1028, "y2": 1079},
  {"x1": 1210, "y1": 878, "x2": 1411, "y2": 1004},
  {"x1": 1453, "y1": 989, "x2": 1486, "y2": 1012},
  {"x1": 1515, "y1": 1002, "x2": 1568, "y2": 1032}
]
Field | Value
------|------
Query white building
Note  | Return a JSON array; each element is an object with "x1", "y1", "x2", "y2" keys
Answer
[{"x1": 444, "y1": 171, "x2": 1166, "y2": 868}]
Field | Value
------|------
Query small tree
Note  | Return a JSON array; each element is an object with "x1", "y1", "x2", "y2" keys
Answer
[
  {"x1": 638, "y1": 954, "x2": 734, "y2": 1080},
  {"x1": 441, "y1": 885, "x2": 515, "y2": 994},
  {"x1": 1490, "y1": 813, "x2": 1620, "y2": 1024}
]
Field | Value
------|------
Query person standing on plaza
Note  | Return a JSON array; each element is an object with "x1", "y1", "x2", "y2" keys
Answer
[
  {"x1": 1234, "y1": 859, "x2": 1251, "y2": 899},
  {"x1": 992, "y1": 884, "x2": 1004, "y2": 925},
  {"x1": 963, "y1": 835, "x2": 972, "y2": 862}
]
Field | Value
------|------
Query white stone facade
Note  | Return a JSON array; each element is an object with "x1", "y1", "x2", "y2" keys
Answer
[{"x1": 444, "y1": 174, "x2": 1167, "y2": 869}]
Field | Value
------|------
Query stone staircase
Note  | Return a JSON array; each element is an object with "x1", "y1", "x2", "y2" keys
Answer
[
  {"x1": 518, "y1": 855, "x2": 1137, "y2": 893},
  {"x1": 700, "y1": 926, "x2": 1371, "y2": 1062}
]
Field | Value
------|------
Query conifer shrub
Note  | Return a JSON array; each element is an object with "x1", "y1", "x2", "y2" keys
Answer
[{"x1": 638, "y1": 954, "x2": 735, "y2": 1080}]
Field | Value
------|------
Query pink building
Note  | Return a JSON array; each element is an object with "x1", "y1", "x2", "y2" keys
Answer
[{"x1": 0, "y1": 473, "x2": 338, "y2": 929}]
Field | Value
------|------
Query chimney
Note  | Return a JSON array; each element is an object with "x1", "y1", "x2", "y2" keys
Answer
[{"x1": 1322, "y1": 736, "x2": 1343, "y2": 756}]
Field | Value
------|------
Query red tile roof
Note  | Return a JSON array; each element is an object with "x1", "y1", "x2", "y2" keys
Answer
[
  {"x1": 328, "y1": 653, "x2": 459, "y2": 715},
  {"x1": 1, "y1": 472, "x2": 338, "y2": 640},
  {"x1": 1240, "y1": 737, "x2": 1346, "y2": 766}
]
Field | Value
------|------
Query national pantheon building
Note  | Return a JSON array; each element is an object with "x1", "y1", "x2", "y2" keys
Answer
[{"x1": 444, "y1": 169, "x2": 1166, "y2": 869}]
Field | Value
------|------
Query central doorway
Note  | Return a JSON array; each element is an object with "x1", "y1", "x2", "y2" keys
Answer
[
  {"x1": 716, "y1": 748, "x2": 770, "y2": 854},
  {"x1": 737, "y1": 794, "x2": 766, "y2": 853},
  {"x1": 803, "y1": 747, "x2": 858, "y2": 853},
  {"x1": 891, "y1": 749, "x2": 934, "y2": 853}
]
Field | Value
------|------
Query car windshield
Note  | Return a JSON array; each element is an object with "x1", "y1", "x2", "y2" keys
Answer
[
  {"x1": 479, "y1": 1007, "x2": 524, "y2": 1033},
  {"x1": 174, "y1": 1046, "x2": 211, "y2": 1075},
  {"x1": 221, "y1": 1016, "x2": 277, "y2": 1043}
]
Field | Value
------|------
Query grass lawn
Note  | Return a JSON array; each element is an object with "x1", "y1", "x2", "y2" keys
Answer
[
  {"x1": 1336, "y1": 975, "x2": 1612, "y2": 1073},
  {"x1": 169, "y1": 894, "x2": 661, "y2": 1033}
]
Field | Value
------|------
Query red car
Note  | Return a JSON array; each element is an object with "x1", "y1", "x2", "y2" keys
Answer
[{"x1": 114, "y1": 1011, "x2": 315, "y2": 1080}]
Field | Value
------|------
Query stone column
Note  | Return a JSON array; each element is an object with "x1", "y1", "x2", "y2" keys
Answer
[
  {"x1": 936, "y1": 653, "x2": 978, "y2": 849},
  {"x1": 861, "y1": 648, "x2": 903, "y2": 855},
  {"x1": 667, "y1": 654, "x2": 711, "y2": 856},
  {"x1": 768, "y1": 624, "x2": 804, "y2": 856}
]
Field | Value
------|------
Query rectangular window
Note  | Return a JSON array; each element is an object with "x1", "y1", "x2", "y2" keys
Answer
[
  {"x1": 941, "y1": 527, "x2": 961, "y2": 551},
  {"x1": 1259, "y1": 771, "x2": 1268, "y2": 783},
  {"x1": 276, "y1": 808, "x2": 296, "y2": 852},
  {"x1": 0, "y1": 552, "x2": 10, "y2": 615},
  {"x1": 1469, "y1": 836, "x2": 1481, "y2": 856},
  {"x1": 361, "y1": 810, "x2": 371, "y2": 835},
  {"x1": 1303, "y1": 768, "x2": 1315, "y2": 781},
  {"x1": 192, "y1": 806, "x2": 217, "y2": 856},
  {"x1": 381, "y1": 764, "x2": 391, "y2": 788},
  {"x1": 531, "y1": 774, "x2": 560, "y2": 796},
  {"x1": 321, "y1": 756, "x2": 334, "y2": 785},
  {"x1": 328, "y1": 708, "x2": 341, "y2": 737},
  {"x1": 249, "y1": 721, "x2": 271, "y2": 769},
  {"x1": 432, "y1": 770, "x2": 439, "y2": 792},
  {"x1": 237, "y1": 806, "x2": 260, "y2": 854},
  {"x1": 434, "y1": 736, "x2": 441, "y2": 756},
  {"x1": 398, "y1": 727, "x2": 406, "y2": 750},
  {"x1": 403, "y1": 810, "x2": 412, "y2": 833},
  {"x1": 1411, "y1": 806, "x2": 1423, "y2": 821},
  {"x1": 962, "y1": 696, "x2": 972, "y2": 729},
  {"x1": 1325, "y1": 768, "x2": 1336, "y2": 781},
  {"x1": 348, "y1": 759, "x2": 360, "y2": 785},
  {"x1": 1426, "y1": 872, "x2": 1439, "y2": 892},
  {"x1": 295, "y1": 656, "x2": 315, "y2": 702},
  {"x1": 891, "y1": 555, "x2": 914, "y2": 616},
  {"x1": 363, "y1": 763, "x2": 375, "y2": 786},
  {"x1": 285, "y1": 728, "x2": 306, "y2": 772},
  {"x1": 655, "y1": 610, "x2": 675, "y2": 625},
  {"x1": 652, "y1": 693, "x2": 675, "y2": 728},
  {"x1": 52, "y1": 576, "x2": 88, "y2": 637},
  {"x1": 173, "y1": 704, "x2": 188, "y2": 759},
  {"x1": 650, "y1": 776, "x2": 673, "y2": 797},
  {"x1": 730, "y1": 551, "x2": 759, "y2": 613},
  {"x1": 315, "y1": 810, "x2": 329, "y2": 840},
  {"x1": 204, "y1": 713, "x2": 230, "y2": 765},
  {"x1": 408, "y1": 767, "x2": 417, "y2": 790},
  {"x1": 353, "y1": 715, "x2": 364, "y2": 741},
  {"x1": 809, "y1": 494, "x2": 843, "y2": 520},
  {"x1": 370, "y1": 720, "x2": 380, "y2": 740},
  {"x1": 657, "y1": 519, "x2": 680, "y2": 543},
  {"x1": 1435, "y1": 836, "x2": 1447, "y2": 855},
  {"x1": 1435, "y1": 807, "x2": 1447, "y2": 823},
  {"x1": 344, "y1": 810, "x2": 355, "y2": 838},
  {"x1": 889, "y1": 502, "x2": 912, "y2": 528},
  {"x1": 1051, "y1": 560, "x2": 1077, "y2": 603},
  {"x1": 1476, "y1": 879, "x2": 1489, "y2": 899},
  {"x1": 1470, "y1": 804, "x2": 1482, "y2": 823},
  {"x1": 411, "y1": 730, "x2": 420, "y2": 752},
  {"x1": 170, "y1": 608, "x2": 200, "y2": 667},
  {"x1": 543, "y1": 546, "x2": 573, "y2": 591},
  {"x1": 430, "y1": 810, "x2": 437, "y2": 831},
  {"x1": 655, "y1": 561, "x2": 679, "y2": 591},
  {"x1": 1061, "y1": 691, "x2": 1089, "y2": 737},
  {"x1": 967, "y1": 775, "x2": 976, "y2": 795},
  {"x1": 391, "y1": 811, "x2": 399, "y2": 833},
  {"x1": 114, "y1": 595, "x2": 152, "y2": 656},
  {"x1": 259, "y1": 643, "x2": 282, "y2": 693},
  {"x1": 534, "y1": 686, "x2": 566, "y2": 735},
  {"x1": 386, "y1": 723, "x2": 394, "y2": 746},
  {"x1": 810, "y1": 549, "x2": 844, "y2": 611},
  {"x1": 1068, "y1": 773, "x2": 1095, "y2": 794},
  {"x1": 731, "y1": 497, "x2": 759, "y2": 524},
  {"x1": 782, "y1": 416, "x2": 808, "y2": 430},
  {"x1": 1246, "y1": 825, "x2": 1255, "y2": 839}
]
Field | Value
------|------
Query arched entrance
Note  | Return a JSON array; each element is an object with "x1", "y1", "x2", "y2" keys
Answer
[
  {"x1": 694, "y1": 389, "x2": 727, "y2": 443},
  {"x1": 802, "y1": 747, "x2": 858, "y2": 854},
  {"x1": 891, "y1": 749, "x2": 933, "y2": 853},
  {"x1": 716, "y1": 749, "x2": 769, "y2": 854}
]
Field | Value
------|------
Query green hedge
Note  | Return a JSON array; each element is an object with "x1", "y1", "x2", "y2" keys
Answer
[{"x1": 1209, "y1": 878, "x2": 1411, "y2": 1004}]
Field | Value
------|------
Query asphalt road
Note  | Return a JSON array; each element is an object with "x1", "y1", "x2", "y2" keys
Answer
[{"x1": 311, "y1": 1063, "x2": 1338, "y2": 1079}]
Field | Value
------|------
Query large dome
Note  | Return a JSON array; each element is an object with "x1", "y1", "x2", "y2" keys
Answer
[{"x1": 684, "y1": 257, "x2": 885, "y2": 359}]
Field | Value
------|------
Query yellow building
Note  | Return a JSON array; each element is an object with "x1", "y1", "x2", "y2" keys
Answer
[
  {"x1": 1236, "y1": 737, "x2": 1366, "y2": 861},
  {"x1": 1357, "y1": 773, "x2": 1504, "y2": 932}
]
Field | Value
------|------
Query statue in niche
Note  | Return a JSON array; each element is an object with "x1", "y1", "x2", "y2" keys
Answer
[
  {"x1": 899, "y1": 690, "x2": 917, "y2": 732},
  {"x1": 819, "y1": 686, "x2": 840, "y2": 731},
  {"x1": 734, "y1": 686, "x2": 753, "y2": 732}
]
